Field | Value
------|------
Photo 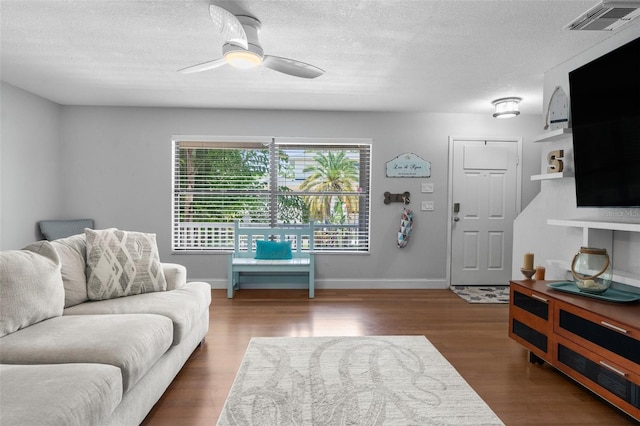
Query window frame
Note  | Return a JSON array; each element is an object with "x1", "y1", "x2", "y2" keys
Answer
[{"x1": 171, "y1": 136, "x2": 372, "y2": 254}]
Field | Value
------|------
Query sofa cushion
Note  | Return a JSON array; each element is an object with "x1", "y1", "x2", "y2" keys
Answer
[
  {"x1": 34, "y1": 234, "x2": 89, "y2": 308},
  {"x1": 0, "y1": 314, "x2": 172, "y2": 392},
  {"x1": 0, "y1": 363, "x2": 122, "y2": 426},
  {"x1": 64, "y1": 282, "x2": 212, "y2": 345},
  {"x1": 0, "y1": 242, "x2": 64, "y2": 337},
  {"x1": 86, "y1": 229, "x2": 167, "y2": 300}
]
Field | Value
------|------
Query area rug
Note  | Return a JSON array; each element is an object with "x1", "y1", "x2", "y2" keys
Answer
[
  {"x1": 217, "y1": 335, "x2": 504, "y2": 425},
  {"x1": 450, "y1": 285, "x2": 510, "y2": 304}
]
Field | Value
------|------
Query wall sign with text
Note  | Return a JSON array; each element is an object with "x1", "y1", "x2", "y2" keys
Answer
[{"x1": 386, "y1": 152, "x2": 431, "y2": 178}]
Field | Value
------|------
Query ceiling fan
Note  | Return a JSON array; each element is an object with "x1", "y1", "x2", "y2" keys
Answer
[{"x1": 179, "y1": 4, "x2": 325, "y2": 79}]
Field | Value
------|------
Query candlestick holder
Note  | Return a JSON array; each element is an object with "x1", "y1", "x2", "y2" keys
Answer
[{"x1": 520, "y1": 268, "x2": 535, "y2": 280}]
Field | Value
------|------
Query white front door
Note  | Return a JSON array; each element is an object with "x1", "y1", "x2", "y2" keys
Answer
[{"x1": 449, "y1": 139, "x2": 520, "y2": 285}]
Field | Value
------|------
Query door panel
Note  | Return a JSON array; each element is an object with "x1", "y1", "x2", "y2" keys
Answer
[
  {"x1": 463, "y1": 231, "x2": 480, "y2": 270},
  {"x1": 463, "y1": 145, "x2": 508, "y2": 169},
  {"x1": 488, "y1": 231, "x2": 505, "y2": 269},
  {"x1": 463, "y1": 173, "x2": 481, "y2": 217},
  {"x1": 488, "y1": 173, "x2": 506, "y2": 218}
]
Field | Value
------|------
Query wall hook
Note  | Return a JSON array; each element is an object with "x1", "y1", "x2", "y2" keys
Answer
[{"x1": 384, "y1": 191, "x2": 411, "y2": 205}]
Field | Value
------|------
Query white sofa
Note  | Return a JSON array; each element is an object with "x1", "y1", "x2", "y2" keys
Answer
[{"x1": 0, "y1": 231, "x2": 211, "y2": 426}]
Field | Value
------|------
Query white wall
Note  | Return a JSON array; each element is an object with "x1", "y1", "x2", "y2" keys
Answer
[
  {"x1": 0, "y1": 82, "x2": 63, "y2": 249},
  {"x1": 57, "y1": 106, "x2": 542, "y2": 287},
  {"x1": 513, "y1": 27, "x2": 640, "y2": 290}
]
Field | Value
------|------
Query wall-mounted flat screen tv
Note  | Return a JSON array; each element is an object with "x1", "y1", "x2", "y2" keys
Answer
[{"x1": 569, "y1": 36, "x2": 640, "y2": 207}]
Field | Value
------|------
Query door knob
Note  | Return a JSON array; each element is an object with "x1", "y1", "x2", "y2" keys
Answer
[{"x1": 453, "y1": 217, "x2": 460, "y2": 222}]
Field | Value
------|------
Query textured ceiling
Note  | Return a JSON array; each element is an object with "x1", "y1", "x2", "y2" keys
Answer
[{"x1": 1, "y1": 0, "x2": 638, "y2": 115}]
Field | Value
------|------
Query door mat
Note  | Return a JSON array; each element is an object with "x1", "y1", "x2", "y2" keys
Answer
[{"x1": 450, "y1": 285, "x2": 510, "y2": 303}]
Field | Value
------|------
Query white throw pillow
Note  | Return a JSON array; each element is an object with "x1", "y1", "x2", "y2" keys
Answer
[
  {"x1": 85, "y1": 229, "x2": 167, "y2": 300},
  {"x1": 0, "y1": 241, "x2": 65, "y2": 337}
]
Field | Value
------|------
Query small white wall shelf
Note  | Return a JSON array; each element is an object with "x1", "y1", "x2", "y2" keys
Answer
[
  {"x1": 531, "y1": 128, "x2": 572, "y2": 143},
  {"x1": 531, "y1": 171, "x2": 573, "y2": 181},
  {"x1": 548, "y1": 217, "x2": 640, "y2": 286},
  {"x1": 530, "y1": 128, "x2": 573, "y2": 181}
]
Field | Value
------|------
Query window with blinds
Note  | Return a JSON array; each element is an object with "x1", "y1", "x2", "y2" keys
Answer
[{"x1": 172, "y1": 137, "x2": 372, "y2": 253}]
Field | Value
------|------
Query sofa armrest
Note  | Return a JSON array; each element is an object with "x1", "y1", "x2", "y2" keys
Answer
[{"x1": 162, "y1": 263, "x2": 187, "y2": 290}]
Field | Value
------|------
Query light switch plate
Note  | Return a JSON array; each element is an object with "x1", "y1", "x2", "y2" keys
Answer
[
  {"x1": 421, "y1": 201, "x2": 434, "y2": 211},
  {"x1": 421, "y1": 183, "x2": 434, "y2": 193}
]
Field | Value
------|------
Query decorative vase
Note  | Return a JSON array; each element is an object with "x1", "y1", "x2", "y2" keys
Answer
[
  {"x1": 520, "y1": 268, "x2": 535, "y2": 280},
  {"x1": 571, "y1": 247, "x2": 612, "y2": 294}
]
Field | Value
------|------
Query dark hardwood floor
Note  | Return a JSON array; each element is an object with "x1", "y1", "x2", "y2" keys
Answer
[{"x1": 141, "y1": 289, "x2": 637, "y2": 425}]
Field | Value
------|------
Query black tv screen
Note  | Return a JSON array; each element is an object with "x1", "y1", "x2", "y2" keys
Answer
[{"x1": 569, "y1": 36, "x2": 640, "y2": 207}]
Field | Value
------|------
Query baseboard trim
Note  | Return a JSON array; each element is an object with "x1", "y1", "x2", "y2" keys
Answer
[{"x1": 201, "y1": 278, "x2": 448, "y2": 290}]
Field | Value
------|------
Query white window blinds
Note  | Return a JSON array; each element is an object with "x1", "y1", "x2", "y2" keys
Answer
[{"x1": 172, "y1": 137, "x2": 371, "y2": 253}]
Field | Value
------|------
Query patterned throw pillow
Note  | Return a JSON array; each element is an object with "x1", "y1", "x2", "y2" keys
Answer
[
  {"x1": 85, "y1": 229, "x2": 167, "y2": 300},
  {"x1": 255, "y1": 240, "x2": 293, "y2": 260}
]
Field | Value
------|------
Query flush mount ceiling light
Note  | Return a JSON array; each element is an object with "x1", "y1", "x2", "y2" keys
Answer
[{"x1": 492, "y1": 97, "x2": 522, "y2": 119}]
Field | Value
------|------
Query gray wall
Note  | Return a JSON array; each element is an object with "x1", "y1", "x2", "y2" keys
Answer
[
  {"x1": 1, "y1": 82, "x2": 63, "y2": 248},
  {"x1": 1, "y1": 83, "x2": 544, "y2": 287}
]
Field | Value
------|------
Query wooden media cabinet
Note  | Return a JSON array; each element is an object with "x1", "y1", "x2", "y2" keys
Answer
[{"x1": 509, "y1": 280, "x2": 640, "y2": 420}]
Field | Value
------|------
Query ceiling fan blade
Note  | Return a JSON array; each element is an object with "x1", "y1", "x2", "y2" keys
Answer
[
  {"x1": 262, "y1": 56, "x2": 325, "y2": 79},
  {"x1": 178, "y1": 58, "x2": 227, "y2": 74},
  {"x1": 209, "y1": 4, "x2": 248, "y2": 49}
]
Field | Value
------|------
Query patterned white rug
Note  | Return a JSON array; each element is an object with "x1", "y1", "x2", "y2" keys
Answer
[
  {"x1": 217, "y1": 336, "x2": 504, "y2": 425},
  {"x1": 450, "y1": 285, "x2": 510, "y2": 304}
]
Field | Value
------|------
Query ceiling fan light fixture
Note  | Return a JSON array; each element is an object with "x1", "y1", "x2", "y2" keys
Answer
[
  {"x1": 224, "y1": 50, "x2": 263, "y2": 69},
  {"x1": 492, "y1": 97, "x2": 522, "y2": 118}
]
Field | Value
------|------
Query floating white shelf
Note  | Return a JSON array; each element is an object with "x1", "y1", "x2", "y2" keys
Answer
[
  {"x1": 548, "y1": 217, "x2": 640, "y2": 233},
  {"x1": 531, "y1": 171, "x2": 573, "y2": 181},
  {"x1": 531, "y1": 128, "x2": 572, "y2": 143}
]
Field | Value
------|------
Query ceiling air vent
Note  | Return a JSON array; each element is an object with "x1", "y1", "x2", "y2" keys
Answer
[{"x1": 565, "y1": 0, "x2": 640, "y2": 30}]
